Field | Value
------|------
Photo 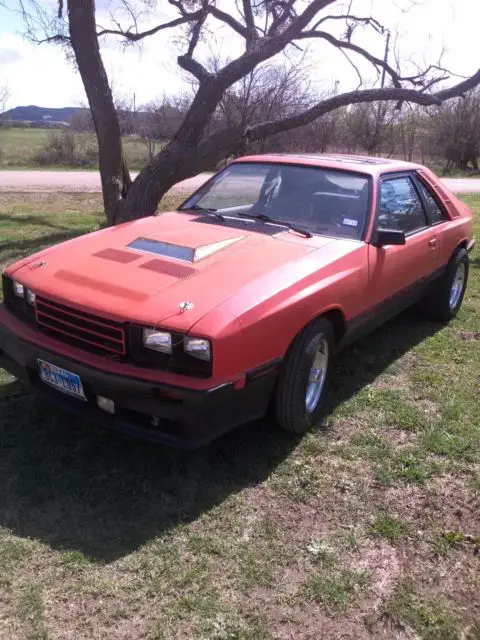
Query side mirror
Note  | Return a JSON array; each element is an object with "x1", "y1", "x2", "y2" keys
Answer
[{"x1": 372, "y1": 229, "x2": 406, "y2": 247}]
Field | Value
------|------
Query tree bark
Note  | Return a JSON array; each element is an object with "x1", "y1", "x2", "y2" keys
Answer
[
  {"x1": 115, "y1": 127, "x2": 246, "y2": 223},
  {"x1": 67, "y1": 0, "x2": 130, "y2": 225}
]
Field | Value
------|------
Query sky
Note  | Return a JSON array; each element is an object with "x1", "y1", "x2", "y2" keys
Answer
[{"x1": 0, "y1": 0, "x2": 479, "y2": 110}]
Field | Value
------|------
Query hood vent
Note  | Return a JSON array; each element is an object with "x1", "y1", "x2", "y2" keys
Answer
[
  {"x1": 140, "y1": 259, "x2": 198, "y2": 279},
  {"x1": 94, "y1": 248, "x2": 139, "y2": 263},
  {"x1": 194, "y1": 216, "x2": 284, "y2": 236}
]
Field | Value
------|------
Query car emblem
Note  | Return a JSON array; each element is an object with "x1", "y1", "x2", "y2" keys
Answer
[
  {"x1": 179, "y1": 301, "x2": 194, "y2": 312},
  {"x1": 29, "y1": 260, "x2": 48, "y2": 269}
]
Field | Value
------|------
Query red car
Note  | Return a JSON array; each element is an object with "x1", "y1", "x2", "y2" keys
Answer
[{"x1": 0, "y1": 155, "x2": 475, "y2": 447}]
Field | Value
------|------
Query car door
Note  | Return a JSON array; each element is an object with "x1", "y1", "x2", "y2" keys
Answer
[
  {"x1": 367, "y1": 173, "x2": 439, "y2": 313},
  {"x1": 413, "y1": 174, "x2": 451, "y2": 265}
]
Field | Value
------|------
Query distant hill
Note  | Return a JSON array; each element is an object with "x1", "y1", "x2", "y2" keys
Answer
[{"x1": 3, "y1": 105, "x2": 87, "y2": 123}]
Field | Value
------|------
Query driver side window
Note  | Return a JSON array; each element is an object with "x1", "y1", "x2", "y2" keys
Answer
[{"x1": 378, "y1": 177, "x2": 428, "y2": 234}]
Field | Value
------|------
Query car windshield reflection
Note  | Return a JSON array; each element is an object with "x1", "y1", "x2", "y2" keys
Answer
[{"x1": 180, "y1": 162, "x2": 371, "y2": 240}]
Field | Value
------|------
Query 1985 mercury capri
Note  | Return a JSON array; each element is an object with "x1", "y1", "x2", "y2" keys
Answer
[{"x1": 0, "y1": 155, "x2": 475, "y2": 447}]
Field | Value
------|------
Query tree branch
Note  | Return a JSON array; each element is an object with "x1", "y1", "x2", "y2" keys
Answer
[
  {"x1": 177, "y1": 55, "x2": 212, "y2": 83},
  {"x1": 247, "y1": 73, "x2": 480, "y2": 140},
  {"x1": 436, "y1": 70, "x2": 480, "y2": 100},
  {"x1": 297, "y1": 30, "x2": 402, "y2": 88},
  {"x1": 96, "y1": 13, "x2": 200, "y2": 41},
  {"x1": 206, "y1": 5, "x2": 248, "y2": 38},
  {"x1": 185, "y1": 0, "x2": 208, "y2": 57},
  {"x1": 268, "y1": 0, "x2": 297, "y2": 36},
  {"x1": 36, "y1": 33, "x2": 70, "y2": 43},
  {"x1": 242, "y1": 0, "x2": 257, "y2": 45},
  {"x1": 311, "y1": 13, "x2": 384, "y2": 33}
]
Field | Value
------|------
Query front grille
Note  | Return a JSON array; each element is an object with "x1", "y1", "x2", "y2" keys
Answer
[{"x1": 35, "y1": 297, "x2": 126, "y2": 356}]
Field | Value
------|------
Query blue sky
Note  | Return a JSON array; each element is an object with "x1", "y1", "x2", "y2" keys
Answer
[{"x1": 1, "y1": 0, "x2": 479, "y2": 109}]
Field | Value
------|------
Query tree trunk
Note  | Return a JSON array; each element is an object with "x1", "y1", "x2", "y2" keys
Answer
[
  {"x1": 115, "y1": 127, "x2": 245, "y2": 223},
  {"x1": 67, "y1": 0, "x2": 131, "y2": 225}
]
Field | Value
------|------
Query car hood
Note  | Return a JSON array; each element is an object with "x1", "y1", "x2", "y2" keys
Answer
[{"x1": 12, "y1": 211, "x2": 332, "y2": 332}]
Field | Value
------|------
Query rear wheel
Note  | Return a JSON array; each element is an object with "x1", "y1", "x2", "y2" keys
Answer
[
  {"x1": 418, "y1": 248, "x2": 469, "y2": 321},
  {"x1": 275, "y1": 317, "x2": 334, "y2": 434}
]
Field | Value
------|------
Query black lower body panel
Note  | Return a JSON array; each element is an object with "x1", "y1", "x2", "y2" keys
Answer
[{"x1": 0, "y1": 317, "x2": 279, "y2": 448}]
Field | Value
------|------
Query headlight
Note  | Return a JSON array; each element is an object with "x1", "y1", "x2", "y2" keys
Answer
[
  {"x1": 26, "y1": 288, "x2": 36, "y2": 305},
  {"x1": 143, "y1": 328, "x2": 172, "y2": 353},
  {"x1": 184, "y1": 336, "x2": 211, "y2": 361},
  {"x1": 13, "y1": 281, "x2": 25, "y2": 297}
]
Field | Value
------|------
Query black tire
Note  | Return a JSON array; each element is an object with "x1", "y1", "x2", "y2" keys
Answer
[
  {"x1": 275, "y1": 317, "x2": 334, "y2": 434},
  {"x1": 418, "y1": 248, "x2": 469, "y2": 321}
]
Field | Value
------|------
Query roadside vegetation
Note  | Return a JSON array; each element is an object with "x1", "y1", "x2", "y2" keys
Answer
[
  {"x1": 2, "y1": 84, "x2": 480, "y2": 176},
  {"x1": 0, "y1": 128, "x2": 151, "y2": 171},
  {"x1": 0, "y1": 193, "x2": 478, "y2": 639}
]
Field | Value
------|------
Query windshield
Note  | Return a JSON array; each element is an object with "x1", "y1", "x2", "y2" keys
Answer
[{"x1": 180, "y1": 162, "x2": 371, "y2": 240}]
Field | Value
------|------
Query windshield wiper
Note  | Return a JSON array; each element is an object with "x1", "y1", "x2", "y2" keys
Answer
[
  {"x1": 183, "y1": 204, "x2": 225, "y2": 222},
  {"x1": 236, "y1": 213, "x2": 312, "y2": 238}
]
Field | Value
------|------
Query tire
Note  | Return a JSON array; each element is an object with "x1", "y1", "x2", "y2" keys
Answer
[
  {"x1": 275, "y1": 317, "x2": 334, "y2": 434},
  {"x1": 418, "y1": 248, "x2": 469, "y2": 321}
]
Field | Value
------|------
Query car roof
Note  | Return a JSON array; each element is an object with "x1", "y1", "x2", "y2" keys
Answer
[{"x1": 233, "y1": 153, "x2": 423, "y2": 176}]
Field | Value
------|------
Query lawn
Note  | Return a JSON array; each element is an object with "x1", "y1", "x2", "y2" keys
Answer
[
  {"x1": 0, "y1": 128, "x2": 150, "y2": 170},
  {"x1": 0, "y1": 193, "x2": 479, "y2": 639}
]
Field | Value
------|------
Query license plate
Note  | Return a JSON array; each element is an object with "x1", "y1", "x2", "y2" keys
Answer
[{"x1": 38, "y1": 360, "x2": 87, "y2": 401}]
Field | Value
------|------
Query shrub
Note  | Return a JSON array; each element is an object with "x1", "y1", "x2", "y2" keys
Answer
[{"x1": 34, "y1": 130, "x2": 97, "y2": 167}]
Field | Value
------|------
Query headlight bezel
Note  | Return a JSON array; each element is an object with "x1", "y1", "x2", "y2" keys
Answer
[
  {"x1": 13, "y1": 280, "x2": 25, "y2": 297},
  {"x1": 130, "y1": 325, "x2": 213, "y2": 377},
  {"x1": 2, "y1": 274, "x2": 37, "y2": 322},
  {"x1": 183, "y1": 336, "x2": 211, "y2": 361},
  {"x1": 142, "y1": 328, "x2": 173, "y2": 354}
]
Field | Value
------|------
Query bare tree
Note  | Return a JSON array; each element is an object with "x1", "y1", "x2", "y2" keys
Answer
[
  {"x1": 70, "y1": 109, "x2": 95, "y2": 132},
  {"x1": 427, "y1": 88, "x2": 480, "y2": 172},
  {"x1": 396, "y1": 105, "x2": 423, "y2": 162},
  {"x1": 0, "y1": 85, "x2": 10, "y2": 127},
  {"x1": 137, "y1": 101, "x2": 165, "y2": 162},
  {"x1": 16, "y1": 0, "x2": 480, "y2": 224}
]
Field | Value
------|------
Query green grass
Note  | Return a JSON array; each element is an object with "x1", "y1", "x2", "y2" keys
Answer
[
  {"x1": 0, "y1": 193, "x2": 478, "y2": 638},
  {"x1": 0, "y1": 127, "x2": 150, "y2": 170},
  {"x1": 304, "y1": 567, "x2": 370, "y2": 613},
  {"x1": 386, "y1": 585, "x2": 461, "y2": 640},
  {"x1": 370, "y1": 511, "x2": 408, "y2": 543}
]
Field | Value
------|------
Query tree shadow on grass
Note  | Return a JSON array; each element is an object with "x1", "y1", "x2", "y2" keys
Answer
[
  {"x1": 0, "y1": 230, "x2": 83, "y2": 263},
  {"x1": 0, "y1": 310, "x2": 443, "y2": 562},
  {"x1": 0, "y1": 213, "x2": 70, "y2": 231}
]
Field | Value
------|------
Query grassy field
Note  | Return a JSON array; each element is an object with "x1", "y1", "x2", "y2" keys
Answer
[
  {"x1": 0, "y1": 193, "x2": 479, "y2": 639},
  {"x1": 0, "y1": 128, "x2": 150, "y2": 170}
]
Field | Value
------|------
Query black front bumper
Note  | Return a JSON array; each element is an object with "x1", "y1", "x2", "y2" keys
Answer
[{"x1": 0, "y1": 318, "x2": 279, "y2": 448}]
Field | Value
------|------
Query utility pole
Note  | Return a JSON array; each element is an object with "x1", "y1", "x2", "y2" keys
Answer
[{"x1": 380, "y1": 31, "x2": 391, "y2": 88}]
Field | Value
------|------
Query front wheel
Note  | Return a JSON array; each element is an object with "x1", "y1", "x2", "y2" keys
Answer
[
  {"x1": 275, "y1": 317, "x2": 334, "y2": 434},
  {"x1": 418, "y1": 248, "x2": 469, "y2": 321}
]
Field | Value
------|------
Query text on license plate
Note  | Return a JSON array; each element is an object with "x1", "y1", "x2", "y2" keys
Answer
[{"x1": 38, "y1": 360, "x2": 87, "y2": 401}]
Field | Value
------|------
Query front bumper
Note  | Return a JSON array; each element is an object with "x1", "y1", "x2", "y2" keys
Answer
[{"x1": 0, "y1": 313, "x2": 279, "y2": 448}]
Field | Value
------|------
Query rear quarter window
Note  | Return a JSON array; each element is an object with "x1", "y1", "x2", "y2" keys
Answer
[{"x1": 416, "y1": 179, "x2": 448, "y2": 224}]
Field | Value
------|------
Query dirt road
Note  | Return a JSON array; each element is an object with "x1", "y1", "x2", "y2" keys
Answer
[
  {"x1": 1, "y1": 170, "x2": 479, "y2": 194},
  {"x1": 0, "y1": 171, "x2": 209, "y2": 194}
]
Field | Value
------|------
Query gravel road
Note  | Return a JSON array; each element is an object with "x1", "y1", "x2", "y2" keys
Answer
[{"x1": 1, "y1": 170, "x2": 479, "y2": 194}]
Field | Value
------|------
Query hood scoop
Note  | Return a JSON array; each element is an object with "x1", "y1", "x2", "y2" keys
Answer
[{"x1": 127, "y1": 235, "x2": 243, "y2": 263}]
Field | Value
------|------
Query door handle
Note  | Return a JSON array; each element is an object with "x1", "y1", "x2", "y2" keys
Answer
[{"x1": 428, "y1": 239, "x2": 437, "y2": 248}]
